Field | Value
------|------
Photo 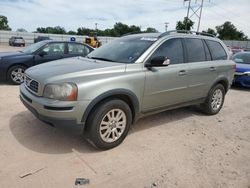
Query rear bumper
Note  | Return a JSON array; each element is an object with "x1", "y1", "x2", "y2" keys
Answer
[
  {"x1": 233, "y1": 74, "x2": 250, "y2": 88},
  {"x1": 20, "y1": 84, "x2": 91, "y2": 126}
]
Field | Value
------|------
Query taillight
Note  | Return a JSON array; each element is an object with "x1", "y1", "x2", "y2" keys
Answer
[{"x1": 233, "y1": 64, "x2": 236, "y2": 72}]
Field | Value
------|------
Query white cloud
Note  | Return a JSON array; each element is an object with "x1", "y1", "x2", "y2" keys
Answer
[{"x1": 0, "y1": 0, "x2": 249, "y2": 37}]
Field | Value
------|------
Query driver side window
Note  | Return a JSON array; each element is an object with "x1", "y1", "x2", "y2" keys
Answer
[{"x1": 150, "y1": 38, "x2": 184, "y2": 64}]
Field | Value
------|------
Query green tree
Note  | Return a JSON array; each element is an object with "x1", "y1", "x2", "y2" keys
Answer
[
  {"x1": 16, "y1": 28, "x2": 27, "y2": 32},
  {"x1": 215, "y1": 21, "x2": 248, "y2": 40},
  {"x1": 202, "y1": 28, "x2": 217, "y2": 36},
  {"x1": 68, "y1": 30, "x2": 77, "y2": 35},
  {"x1": 176, "y1": 17, "x2": 194, "y2": 30},
  {"x1": 36, "y1": 27, "x2": 47, "y2": 33},
  {"x1": 0, "y1": 15, "x2": 11, "y2": 30},
  {"x1": 77, "y1": 27, "x2": 94, "y2": 35},
  {"x1": 145, "y1": 27, "x2": 158, "y2": 33},
  {"x1": 113, "y1": 22, "x2": 130, "y2": 36},
  {"x1": 36, "y1": 26, "x2": 66, "y2": 34},
  {"x1": 53, "y1": 26, "x2": 66, "y2": 34}
]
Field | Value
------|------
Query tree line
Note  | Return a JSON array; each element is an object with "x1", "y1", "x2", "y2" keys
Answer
[
  {"x1": 0, "y1": 15, "x2": 248, "y2": 40},
  {"x1": 176, "y1": 17, "x2": 248, "y2": 41}
]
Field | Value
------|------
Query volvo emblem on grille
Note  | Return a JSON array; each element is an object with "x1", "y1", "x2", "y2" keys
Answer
[{"x1": 25, "y1": 77, "x2": 32, "y2": 87}]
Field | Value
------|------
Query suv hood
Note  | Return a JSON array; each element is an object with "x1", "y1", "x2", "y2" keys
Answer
[{"x1": 25, "y1": 57, "x2": 126, "y2": 82}]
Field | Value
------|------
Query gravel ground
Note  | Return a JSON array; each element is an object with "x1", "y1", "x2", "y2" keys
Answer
[{"x1": 0, "y1": 45, "x2": 250, "y2": 188}]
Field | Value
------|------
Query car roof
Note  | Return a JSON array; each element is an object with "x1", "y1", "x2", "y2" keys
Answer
[{"x1": 38, "y1": 40, "x2": 94, "y2": 49}]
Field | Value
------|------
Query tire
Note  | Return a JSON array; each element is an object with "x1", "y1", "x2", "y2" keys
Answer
[
  {"x1": 85, "y1": 99, "x2": 132, "y2": 150},
  {"x1": 7, "y1": 65, "x2": 26, "y2": 85},
  {"x1": 201, "y1": 84, "x2": 225, "y2": 115}
]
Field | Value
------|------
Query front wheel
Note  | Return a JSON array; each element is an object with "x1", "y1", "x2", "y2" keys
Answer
[
  {"x1": 7, "y1": 65, "x2": 26, "y2": 85},
  {"x1": 85, "y1": 99, "x2": 132, "y2": 150},
  {"x1": 201, "y1": 84, "x2": 225, "y2": 115}
]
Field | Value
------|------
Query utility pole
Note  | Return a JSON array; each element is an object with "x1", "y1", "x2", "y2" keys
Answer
[
  {"x1": 95, "y1": 23, "x2": 98, "y2": 37},
  {"x1": 165, "y1": 22, "x2": 169, "y2": 31},
  {"x1": 95, "y1": 23, "x2": 98, "y2": 31},
  {"x1": 197, "y1": 0, "x2": 204, "y2": 32},
  {"x1": 183, "y1": 0, "x2": 207, "y2": 32},
  {"x1": 185, "y1": 0, "x2": 191, "y2": 30}
]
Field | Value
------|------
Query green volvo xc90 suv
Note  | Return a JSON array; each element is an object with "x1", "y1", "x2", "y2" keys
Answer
[{"x1": 20, "y1": 31, "x2": 235, "y2": 149}]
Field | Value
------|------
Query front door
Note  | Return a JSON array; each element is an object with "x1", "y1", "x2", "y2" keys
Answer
[
  {"x1": 34, "y1": 42, "x2": 66, "y2": 65},
  {"x1": 142, "y1": 38, "x2": 189, "y2": 111}
]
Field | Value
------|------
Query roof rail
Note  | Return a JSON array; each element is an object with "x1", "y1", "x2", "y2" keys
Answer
[{"x1": 159, "y1": 30, "x2": 215, "y2": 38}]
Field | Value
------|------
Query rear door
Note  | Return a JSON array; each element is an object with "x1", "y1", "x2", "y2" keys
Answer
[
  {"x1": 183, "y1": 38, "x2": 217, "y2": 100},
  {"x1": 66, "y1": 43, "x2": 92, "y2": 58},
  {"x1": 142, "y1": 38, "x2": 189, "y2": 111},
  {"x1": 34, "y1": 42, "x2": 66, "y2": 65}
]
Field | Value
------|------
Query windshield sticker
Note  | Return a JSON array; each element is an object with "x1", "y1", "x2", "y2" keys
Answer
[{"x1": 140, "y1": 37, "x2": 157, "y2": 41}]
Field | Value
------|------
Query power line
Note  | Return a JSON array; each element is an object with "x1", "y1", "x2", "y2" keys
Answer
[
  {"x1": 204, "y1": 7, "x2": 250, "y2": 34},
  {"x1": 184, "y1": 0, "x2": 208, "y2": 32}
]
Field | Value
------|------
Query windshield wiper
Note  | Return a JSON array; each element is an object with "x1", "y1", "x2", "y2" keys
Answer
[{"x1": 88, "y1": 57, "x2": 114, "y2": 62}]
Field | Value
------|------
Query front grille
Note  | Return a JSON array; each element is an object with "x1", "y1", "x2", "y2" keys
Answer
[{"x1": 25, "y1": 75, "x2": 39, "y2": 93}]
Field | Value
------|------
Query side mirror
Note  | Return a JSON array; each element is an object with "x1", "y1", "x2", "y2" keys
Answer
[
  {"x1": 145, "y1": 56, "x2": 170, "y2": 68},
  {"x1": 38, "y1": 51, "x2": 47, "y2": 57}
]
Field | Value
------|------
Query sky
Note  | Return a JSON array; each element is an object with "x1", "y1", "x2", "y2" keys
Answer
[{"x1": 0, "y1": 0, "x2": 250, "y2": 37}]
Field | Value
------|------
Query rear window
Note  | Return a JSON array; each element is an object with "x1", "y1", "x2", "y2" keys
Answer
[
  {"x1": 185, "y1": 38, "x2": 206, "y2": 63},
  {"x1": 206, "y1": 40, "x2": 227, "y2": 60},
  {"x1": 233, "y1": 53, "x2": 250, "y2": 64}
]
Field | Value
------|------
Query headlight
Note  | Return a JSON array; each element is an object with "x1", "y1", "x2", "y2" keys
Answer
[{"x1": 43, "y1": 83, "x2": 78, "y2": 101}]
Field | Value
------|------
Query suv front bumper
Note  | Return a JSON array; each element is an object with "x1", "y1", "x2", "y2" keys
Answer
[{"x1": 20, "y1": 84, "x2": 90, "y2": 127}]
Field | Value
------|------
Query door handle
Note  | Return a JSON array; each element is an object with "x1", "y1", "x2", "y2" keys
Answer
[
  {"x1": 210, "y1": 67, "x2": 216, "y2": 71},
  {"x1": 179, "y1": 70, "x2": 187, "y2": 76}
]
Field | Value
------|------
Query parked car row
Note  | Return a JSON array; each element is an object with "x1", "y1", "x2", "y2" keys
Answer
[
  {"x1": 1, "y1": 40, "x2": 94, "y2": 84},
  {"x1": 232, "y1": 52, "x2": 250, "y2": 87},
  {"x1": 227, "y1": 46, "x2": 249, "y2": 55},
  {"x1": 9, "y1": 36, "x2": 25, "y2": 47}
]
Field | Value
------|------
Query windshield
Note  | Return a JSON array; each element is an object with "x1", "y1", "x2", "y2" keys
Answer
[
  {"x1": 87, "y1": 36, "x2": 157, "y2": 63},
  {"x1": 233, "y1": 53, "x2": 250, "y2": 64},
  {"x1": 22, "y1": 41, "x2": 47, "y2": 54}
]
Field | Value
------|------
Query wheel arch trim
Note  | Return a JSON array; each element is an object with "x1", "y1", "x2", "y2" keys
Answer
[{"x1": 81, "y1": 89, "x2": 140, "y2": 124}]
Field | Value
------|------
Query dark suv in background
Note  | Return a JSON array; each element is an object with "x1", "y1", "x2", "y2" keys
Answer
[{"x1": 9, "y1": 36, "x2": 25, "y2": 46}]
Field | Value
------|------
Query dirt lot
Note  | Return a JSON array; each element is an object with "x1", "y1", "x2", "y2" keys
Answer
[{"x1": 0, "y1": 45, "x2": 250, "y2": 188}]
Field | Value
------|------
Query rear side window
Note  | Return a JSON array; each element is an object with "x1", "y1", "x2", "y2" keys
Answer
[
  {"x1": 185, "y1": 38, "x2": 206, "y2": 63},
  {"x1": 68, "y1": 43, "x2": 90, "y2": 55},
  {"x1": 206, "y1": 40, "x2": 227, "y2": 60},
  {"x1": 150, "y1": 38, "x2": 184, "y2": 64}
]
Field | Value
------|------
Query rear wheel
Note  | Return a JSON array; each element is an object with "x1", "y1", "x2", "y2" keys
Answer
[
  {"x1": 85, "y1": 99, "x2": 132, "y2": 150},
  {"x1": 201, "y1": 84, "x2": 225, "y2": 115},
  {"x1": 7, "y1": 65, "x2": 26, "y2": 85}
]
